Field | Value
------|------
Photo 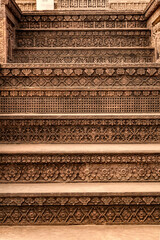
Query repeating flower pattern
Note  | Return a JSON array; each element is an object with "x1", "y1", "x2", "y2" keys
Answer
[{"x1": 1, "y1": 163, "x2": 160, "y2": 182}]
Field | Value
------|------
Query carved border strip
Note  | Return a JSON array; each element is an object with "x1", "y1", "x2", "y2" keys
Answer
[
  {"x1": 0, "y1": 118, "x2": 160, "y2": 143},
  {"x1": 1, "y1": 153, "x2": 159, "y2": 164},
  {"x1": 1, "y1": 66, "x2": 159, "y2": 77},
  {"x1": 15, "y1": 30, "x2": 151, "y2": 48},
  {"x1": 1, "y1": 76, "x2": 160, "y2": 88},
  {"x1": 0, "y1": 200, "x2": 159, "y2": 225},
  {"x1": 20, "y1": 13, "x2": 146, "y2": 22},
  {"x1": 13, "y1": 48, "x2": 154, "y2": 64},
  {"x1": 1, "y1": 90, "x2": 160, "y2": 97},
  {"x1": 0, "y1": 162, "x2": 160, "y2": 182},
  {"x1": 0, "y1": 194, "x2": 160, "y2": 206}
]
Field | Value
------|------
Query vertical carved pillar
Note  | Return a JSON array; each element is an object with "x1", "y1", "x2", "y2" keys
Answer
[
  {"x1": 152, "y1": 21, "x2": 160, "y2": 62},
  {"x1": 145, "y1": 0, "x2": 160, "y2": 63},
  {"x1": 0, "y1": 0, "x2": 21, "y2": 63},
  {"x1": 0, "y1": 5, "x2": 7, "y2": 63}
]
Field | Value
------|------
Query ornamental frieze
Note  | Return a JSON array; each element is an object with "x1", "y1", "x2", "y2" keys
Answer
[
  {"x1": 0, "y1": 90, "x2": 160, "y2": 113},
  {"x1": 1, "y1": 66, "x2": 159, "y2": 76},
  {"x1": 13, "y1": 48, "x2": 154, "y2": 63},
  {"x1": 19, "y1": 13, "x2": 146, "y2": 30},
  {"x1": 0, "y1": 194, "x2": 159, "y2": 206},
  {"x1": 16, "y1": 29, "x2": 151, "y2": 48},
  {"x1": 0, "y1": 205, "x2": 159, "y2": 225},
  {"x1": 0, "y1": 163, "x2": 160, "y2": 182},
  {"x1": 0, "y1": 118, "x2": 159, "y2": 143},
  {"x1": 0, "y1": 153, "x2": 159, "y2": 164}
]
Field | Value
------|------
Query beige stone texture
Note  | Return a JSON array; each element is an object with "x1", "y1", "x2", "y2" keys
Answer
[
  {"x1": 15, "y1": 0, "x2": 150, "y2": 11},
  {"x1": 0, "y1": 143, "x2": 160, "y2": 154},
  {"x1": 0, "y1": 225, "x2": 160, "y2": 240},
  {"x1": 36, "y1": 0, "x2": 54, "y2": 10},
  {"x1": 0, "y1": 6, "x2": 7, "y2": 63},
  {"x1": 0, "y1": 182, "x2": 160, "y2": 193}
]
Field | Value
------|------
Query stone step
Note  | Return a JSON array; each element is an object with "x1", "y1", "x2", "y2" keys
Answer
[
  {"x1": 0, "y1": 144, "x2": 159, "y2": 183},
  {"x1": 0, "y1": 114, "x2": 159, "y2": 144},
  {"x1": 0, "y1": 89, "x2": 160, "y2": 114},
  {"x1": 12, "y1": 47, "x2": 154, "y2": 64},
  {"x1": 1, "y1": 63, "x2": 160, "y2": 89},
  {"x1": 0, "y1": 182, "x2": 159, "y2": 225},
  {"x1": 16, "y1": 29, "x2": 151, "y2": 48},
  {"x1": 20, "y1": 12, "x2": 147, "y2": 29},
  {"x1": 0, "y1": 225, "x2": 160, "y2": 240}
]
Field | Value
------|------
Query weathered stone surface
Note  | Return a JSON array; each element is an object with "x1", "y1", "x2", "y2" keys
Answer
[
  {"x1": 0, "y1": 144, "x2": 160, "y2": 183},
  {"x1": 0, "y1": 115, "x2": 160, "y2": 143},
  {"x1": 0, "y1": 183, "x2": 160, "y2": 225},
  {"x1": 0, "y1": 0, "x2": 160, "y2": 228},
  {"x1": 0, "y1": 225, "x2": 160, "y2": 240},
  {"x1": 15, "y1": 0, "x2": 150, "y2": 11},
  {"x1": 16, "y1": 29, "x2": 151, "y2": 48},
  {"x1": 0, "y1": 90, "x2": 160, "y2": 113}
]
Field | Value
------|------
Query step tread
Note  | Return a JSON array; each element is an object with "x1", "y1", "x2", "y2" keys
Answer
[
  {"x1": 16, "y1": 28, "x2": 150, "y2": 31},
  {"x1": 1, "y1": 113, "x2": 160, "y2": 119},
  {"x1": 22, "y1": 10, "x2": 144, "y2": 15},
  {"x1": 0, "y1": 144, "x2": 160, "y2": 154},
  {"x1": 0, "y1": 225, "x2": 159, "y2": 240},
  {"x1": 14, "y1": 47, "x2": 155, "y2": 50},
  {"x1": 0, "y1": 182, "x2": 160, "y2": 195},
  {"x1": 2, "y1": 63, "x2": 160, "y2": 67}
]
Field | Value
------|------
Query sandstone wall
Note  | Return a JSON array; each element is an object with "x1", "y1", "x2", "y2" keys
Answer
[{"x1": 15, "y1": 0, "x2": 150, "y2": 11}]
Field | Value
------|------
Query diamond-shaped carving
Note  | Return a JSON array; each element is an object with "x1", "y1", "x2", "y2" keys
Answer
[
  {"x1": 152, "y1": 208, "x2": 160, "y2": 220},
  {"x1": 42, "y1": 208, "x2": 53, "y2": 222},
  {"x1": 90, "y1": 208, "x2": 99, "y2": 221},
  {"x1": 74, "y1": 208, "x2": 84, "y2": 222},
  {"x1": 58, "y1": 207, "x2": 69, "y2": 222},
  {"x1": 26, "y1": 208, "x2": 37, "y2": 223},
  {"x1": 79, "y1": 78, "x2": 87, "y2": 85},
  {"x1": 65, "y1": 78, "x2": 73, "y2": 85},
  {"x1": 137, "y1": 208, "x2": 147, "y2": 221},
  {"x1": 105, "y1": 207, "x2": 116, "y2": 221},
  {"x1": 10, "y1": 78, "x2": 18, "y2": 86},
  {"x1": 121, "y1": 208, "x2": 132, "y2": 221},
  {"x1": 11, "y1": 208, "x2": 22, "y2": 222}
]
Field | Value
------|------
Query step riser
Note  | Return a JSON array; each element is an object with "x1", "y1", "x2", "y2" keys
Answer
[
  {"x1": 1, "y1": 66, "x2": 159, "y2": 89},
  {"x1": 0, "y1": 118, "x2": 159, "y2": 143},
  {"x1": 0, "y1": 194, "x2": 159, "y2": 225},
  {"x1": 20, "y1": 14, "x2": 147, "y2": 29},
  {"x1": 0, "y1": 153, "x2": 160, "y2": 182},
  {"x1": 1, "y1": 90, "x2": 160, "y2": 114},
  {"x1": 13, "y1": 49, "x2": 154, "y2": 64},
  {"x1": 16, "y1": 30, "x2": 151, "y2": 48}
]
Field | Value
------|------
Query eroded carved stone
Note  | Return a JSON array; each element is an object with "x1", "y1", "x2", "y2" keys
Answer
[
  {"x1": 0, "y1": 118, "x2": 159, "y2": 143},
  {"x1": 0, "y1": 195, "x2": 159, "y2": 224}
]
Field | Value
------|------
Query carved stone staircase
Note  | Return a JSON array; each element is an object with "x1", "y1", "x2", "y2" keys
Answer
[{"x1": 0, "y1": 1, "x2": 160, "y2": 229}]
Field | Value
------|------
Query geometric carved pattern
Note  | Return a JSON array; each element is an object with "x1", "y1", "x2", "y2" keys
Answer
[
  {"x1": 0, "y1": 66, "x2": 160, "y2": 88},
  {"x1": 0, "y1": 194, "x2": 160, "y2": 225},
  {"x1": 1, "y1": 194, "x2": 160, "y2": 206},
  {"x1": 16, "y1": 30, "x2": 151, "y2": 48},
  {"x1": 0, "y1": 90, "x2": 160, "y2": 113},
  {"x1": 1, "y1": 153, "x2": 160, "y2": 164},
  {"x1": 1, "y1": 0, "x2": 160, "y2": 227},
  {"x1": 59, "y1": 0, "x2": 107, "y2": 9},
  {"x1": 13, "y1": 48, "x2": 154, "y2": 63},
  {"x1": 1, "y1": 75, "x2": 160, "y2": 88},
  {"x1": 0, "y1": 162, "x2": 160, "y2": 182},
  {"x1": 0, "y1": 118, "x2": 159, "y2": 143},
  {"x1": 19, "y1": 13, "x2": 147, "y2": 29},
  {"x1": 1, "y1": 96, "x2": 160, "y2": 113}
]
